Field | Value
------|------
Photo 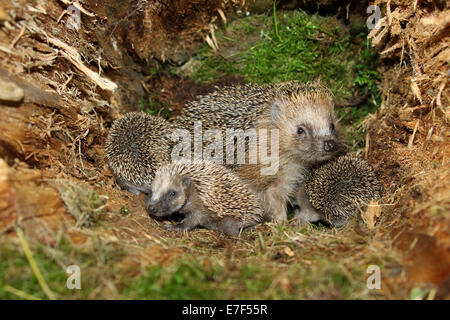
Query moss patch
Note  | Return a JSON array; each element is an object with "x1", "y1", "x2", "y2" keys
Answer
[{"x1": 183, "y1": 10, "x2": 381, "y2": 149}]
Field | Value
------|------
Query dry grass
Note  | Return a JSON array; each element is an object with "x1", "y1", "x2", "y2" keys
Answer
[{"x1": 56, "y1": 181, "x2": 108, "y2": 228}]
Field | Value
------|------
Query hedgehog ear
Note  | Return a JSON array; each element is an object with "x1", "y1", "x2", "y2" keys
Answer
[
  {"x1": 181, "y1": 176, "x2": 191, "y2": 189},
  {"x1": 117, "y1": 178, "x2": 152, "y2": 196},
  {"x1": 129, "y1": 184, "x2": 152, "y2": 196},
  {"x1": 271, "y1": 99, "x2": 283, "y2": 124},
  {"x1": 144, "y1": 188, "x2": 153, "y2": 198}
]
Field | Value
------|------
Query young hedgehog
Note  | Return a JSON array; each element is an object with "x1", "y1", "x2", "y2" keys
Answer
[
  {"x1": 174, "y1": 80, "x2": 341, "y2": 223},
  {"x1": 294, "y1": 155, "x2": 383, "y2": 227},
  {"x1": 146, "y1": 159, "x2": 264, "y2": 237},
  {"x1": 105, "y1": 112, "x2": 172, "y2": 195}
]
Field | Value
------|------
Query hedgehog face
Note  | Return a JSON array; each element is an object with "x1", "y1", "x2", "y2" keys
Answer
[
  {"x1": 147, "y1": 173, "x2": 191, "y2": 217},
  {"x1": 294, "y1": 114, "x2": 339, "y2": 164},
  {"x1": 271, "y1": 92, "x2": 340, "y2": 164}
]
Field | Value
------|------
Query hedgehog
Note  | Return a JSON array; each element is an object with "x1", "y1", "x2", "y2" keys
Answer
[
  {"x1": 172, "y1": 80, "x2": 342, "y2": 223},
  {"x1": 294, "y1": 155, "x2": 383, "y2": 227},
  {"x1": 105, "y1": 112, "x2": 172, "y2": 195},
  {"x1": 146, "y1": 159, "x2": 264, "y2": 237}
]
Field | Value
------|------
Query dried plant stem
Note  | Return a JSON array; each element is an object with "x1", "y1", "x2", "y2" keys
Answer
[
  {"x1": 16, "y1": 228, "x2": 57, "y2": 300},
  {"x1": 4, "y1": 285, "x2": 41, "y2": 300},
  {"x1": 273, "y1": 0, "x2": 282, "y2": 42}
]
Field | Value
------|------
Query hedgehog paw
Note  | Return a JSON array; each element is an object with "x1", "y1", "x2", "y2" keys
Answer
[
  {"x1": 295, "y1": 217, "x2": 312, "y2": 227},
  {"x1": 218, "y1": 217, "x2": 243, "y2": 237},
  {"x1": 164, "y1": 223, "x2": 188, "y2": 232}
]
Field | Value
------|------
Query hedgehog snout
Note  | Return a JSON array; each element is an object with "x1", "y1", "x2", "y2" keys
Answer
[
  {"x1": 145, "y1": 196, "x2": 162, "y2": 216},
  {"x1": 146, "y1": 202, "x2": 165, "y2": 217},
  {"x1": 145, "y1": 198, "x2": 156, "y2": 216},
  {"x1": 323, "y1": 140, "x2": 337, "y2": 152}
]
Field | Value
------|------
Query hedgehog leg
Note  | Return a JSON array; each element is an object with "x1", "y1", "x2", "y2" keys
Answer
[
  {"x1": 294, "y1": 207, "x2": 323, "y2": 226},
  {"x1": 165, "y1": 214, "x2": 199, "y2": 232},
  {"x1": 165, "y1": 222, "x2": 193, "y2": 232},
  {"x1": 217, "y1": 217, "x2": 243, "y2": 237},
  {"x1": 294, "y1": 186, "x2": 324, "y2": 226},
  {"x1": 165, "y1": 208, "x2": 210, "y2": 233},
  {"x1": 262, "y1": 186, "x2": 288, "y2": 223}
]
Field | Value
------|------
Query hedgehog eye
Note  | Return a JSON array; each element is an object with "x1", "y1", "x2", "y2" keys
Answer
[
  {"x1": 330, "y1": 123, "x2": 335, "y2": 132},
  {"x1": 168, "y1": 190, "x2": 177, "y2": 200},
  {"x1": 297, "y1": 126, "x2": 305, "y2": 135}
]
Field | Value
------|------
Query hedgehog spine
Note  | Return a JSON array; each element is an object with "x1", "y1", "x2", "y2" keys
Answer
[
  {"x1": 294, "y1": 155, "x2": 383, "y2": 227},
  {"x1": 105, "y1": 111, "x2": 172, "y2": 195}
]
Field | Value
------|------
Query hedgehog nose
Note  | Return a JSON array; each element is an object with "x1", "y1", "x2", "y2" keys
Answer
[
  {"x1": 147, "y1": 205, "x2": 155, "y2": 213},
  {"x1": 323, "y1": 140, "x2": 336, "y2": 152}
]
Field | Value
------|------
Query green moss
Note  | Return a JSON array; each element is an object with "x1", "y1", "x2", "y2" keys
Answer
[
  {"x1": 192, "y1": 11, "x2": 379, "y2": 97},
  {"x1": 123, "y1": 261, "x2": 224, "y2": 299},
  {"x1": 139, "y1": 96, "x2": 171, "y2": 119},
  {"x1": 188, "y1": 10, "x2": 381, "y2": 149}
]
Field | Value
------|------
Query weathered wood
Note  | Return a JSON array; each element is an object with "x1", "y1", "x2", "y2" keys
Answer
[{"x1": 0, "y1": 69, "x2": 60, "y2": 108}]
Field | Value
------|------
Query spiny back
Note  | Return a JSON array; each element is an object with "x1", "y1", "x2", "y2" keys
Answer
[
  {"x1": 174, "y1": 80, "x2": 333, "y2": 132},
  {"x1": 105, "y1": 112, "x2": 172, "y2": 186},
  {"x1": 154, "y1": 159, "x2": 264, "y2": 222},
  {"x1": 305, "y1": 155, "x2": 383, "y2": 227}
]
